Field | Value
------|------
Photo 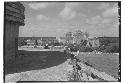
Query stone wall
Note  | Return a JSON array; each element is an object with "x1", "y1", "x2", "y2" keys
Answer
[{"x1": 4, "y1": 2, "x2": 25, "y2": 62}]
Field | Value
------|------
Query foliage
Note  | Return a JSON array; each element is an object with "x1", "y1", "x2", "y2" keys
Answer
[
  {"x1": 99, "y1": 37, "x2": 119, "y2": 46},
  {"x1": 100, "y1": 39, "x2": 110, "y2": 46},
  {"x1": 35, "y1": 40, "x2": 38, "y2": 46},
  {"x1": 79, "y1": 46, "x2": 93, "y2": 52},
  {"x1": 49, "y1": 42, "x2": 63, "y2": 46},
  {"x1": 18, "y1": 41, "x2": 27, "y2": 46},
  {"x1": 104, "y1": 43, "x2": 119, "y2": 53},
  {"x1": 80, "y1": 40, "x2": 88, "y2": 46},
  {"x1": 73, "y1": 30, "x2": 85, "y2": 44},
  {"x1": 84, "y1": 31, "x2": 90, "y2": 38},
  {"x1": 95, "y1": 43, "x2": 119, "y2": 53}
]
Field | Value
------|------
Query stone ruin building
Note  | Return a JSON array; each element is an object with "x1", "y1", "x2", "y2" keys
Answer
[{"x1": 4, "y1": 2, "x2": 25, "y2": 62}]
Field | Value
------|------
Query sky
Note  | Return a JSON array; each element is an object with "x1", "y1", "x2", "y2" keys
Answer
[{"x1": 19, "y1": 1, "x2": 119, "y2": 38}]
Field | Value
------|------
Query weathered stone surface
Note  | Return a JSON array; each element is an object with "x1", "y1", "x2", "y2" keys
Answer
[
  {"x1": 4, "y1": 2, "x2": 25, "y2": 62},
  {"x1": 5, "y1": 2, "x2": 25, "y2": 25}
]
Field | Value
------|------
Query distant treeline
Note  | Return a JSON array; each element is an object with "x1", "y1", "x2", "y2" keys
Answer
[
  {"x1": 68, "y1": 37, "x2": 119, "y2": 53},
  {"x1": 96, "y1": 37, "x2": 119, "y2": 53}
]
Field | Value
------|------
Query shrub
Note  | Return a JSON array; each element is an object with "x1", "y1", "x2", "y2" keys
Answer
[
  {"x1": 95, "y1": 43, "x2": 119, "y2": 53},
  {"x1": 79, "y1": 46, "x2": 93, "y2": 52},
  {"x1": 104, "y1": 43, "x2": 119, "y2": 53}
]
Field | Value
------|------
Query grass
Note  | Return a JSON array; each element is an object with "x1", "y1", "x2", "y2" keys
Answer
[
  {"x1": 77, "y1": 52, "x2": 119, "y2": 79},
  {"x1": 5, "y1": 50, "x2": 67, "y2": 75},
  {"x1": 5, "y1": 49, "x2": 119, "y2": 80}
]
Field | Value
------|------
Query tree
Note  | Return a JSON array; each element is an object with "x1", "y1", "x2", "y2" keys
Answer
[
  {"x1": 84, "y1": 31, "x2": 90, "y2": 39},
  {"x1": 21, "y1": 41, "x2": 27, "y2": 46},
  {"x1": 73, "y1": 30, "x2": 85, "y2": 44},
  {"x1": 80, "y1": 40, "x2": 88, "y2": 46},
  {"x1": 35, "y1": 40, "x2": 38, "y2": 46}
]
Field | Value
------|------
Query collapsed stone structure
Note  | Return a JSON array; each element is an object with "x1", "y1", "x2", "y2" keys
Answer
[{"x1": 4, "y1": 2, "x2": 25, "y2": 61}]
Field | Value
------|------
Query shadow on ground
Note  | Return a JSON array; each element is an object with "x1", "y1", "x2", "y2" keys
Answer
[{"x1": 5, "y1": 50, "x2": 67, "y2": 75}]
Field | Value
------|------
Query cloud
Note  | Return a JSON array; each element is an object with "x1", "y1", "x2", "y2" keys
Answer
[
  {"x1": 36, "y1": 14, "x2": 50, "y2": 20},
  {"x1": 97, "y1": 2, "x2": 110, "y2": 10},
  {"x1": 86, "y1": 15, "x2": 118, "y2": 25},
  {"x1": 59, "y1": 2, "x2": 79, "y2": 20},
  {"x1": 65, "y1": 2, "x2": 79, "y2": 8},
  {"x1": 101, "y1": 19, "x2": 113, "y2": 24},
  {"x1": 28, "y1": 2, "x2": 55, "y2": 10},
  {"x1": 59, "y1": 7, "x2": 76, "y2": 20},
  {"x1": 78, "y1": 13, "x2": 87, "y2": 18},
  {"x1": 102, "y1": 5, "x2": 119, "y2": 18},
  {"x1": 86, "y1": 16, "x2": 102, "y2": 24},
  {"x1": 20, "y1": 2, "x2": 119, "y2": 37}
]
